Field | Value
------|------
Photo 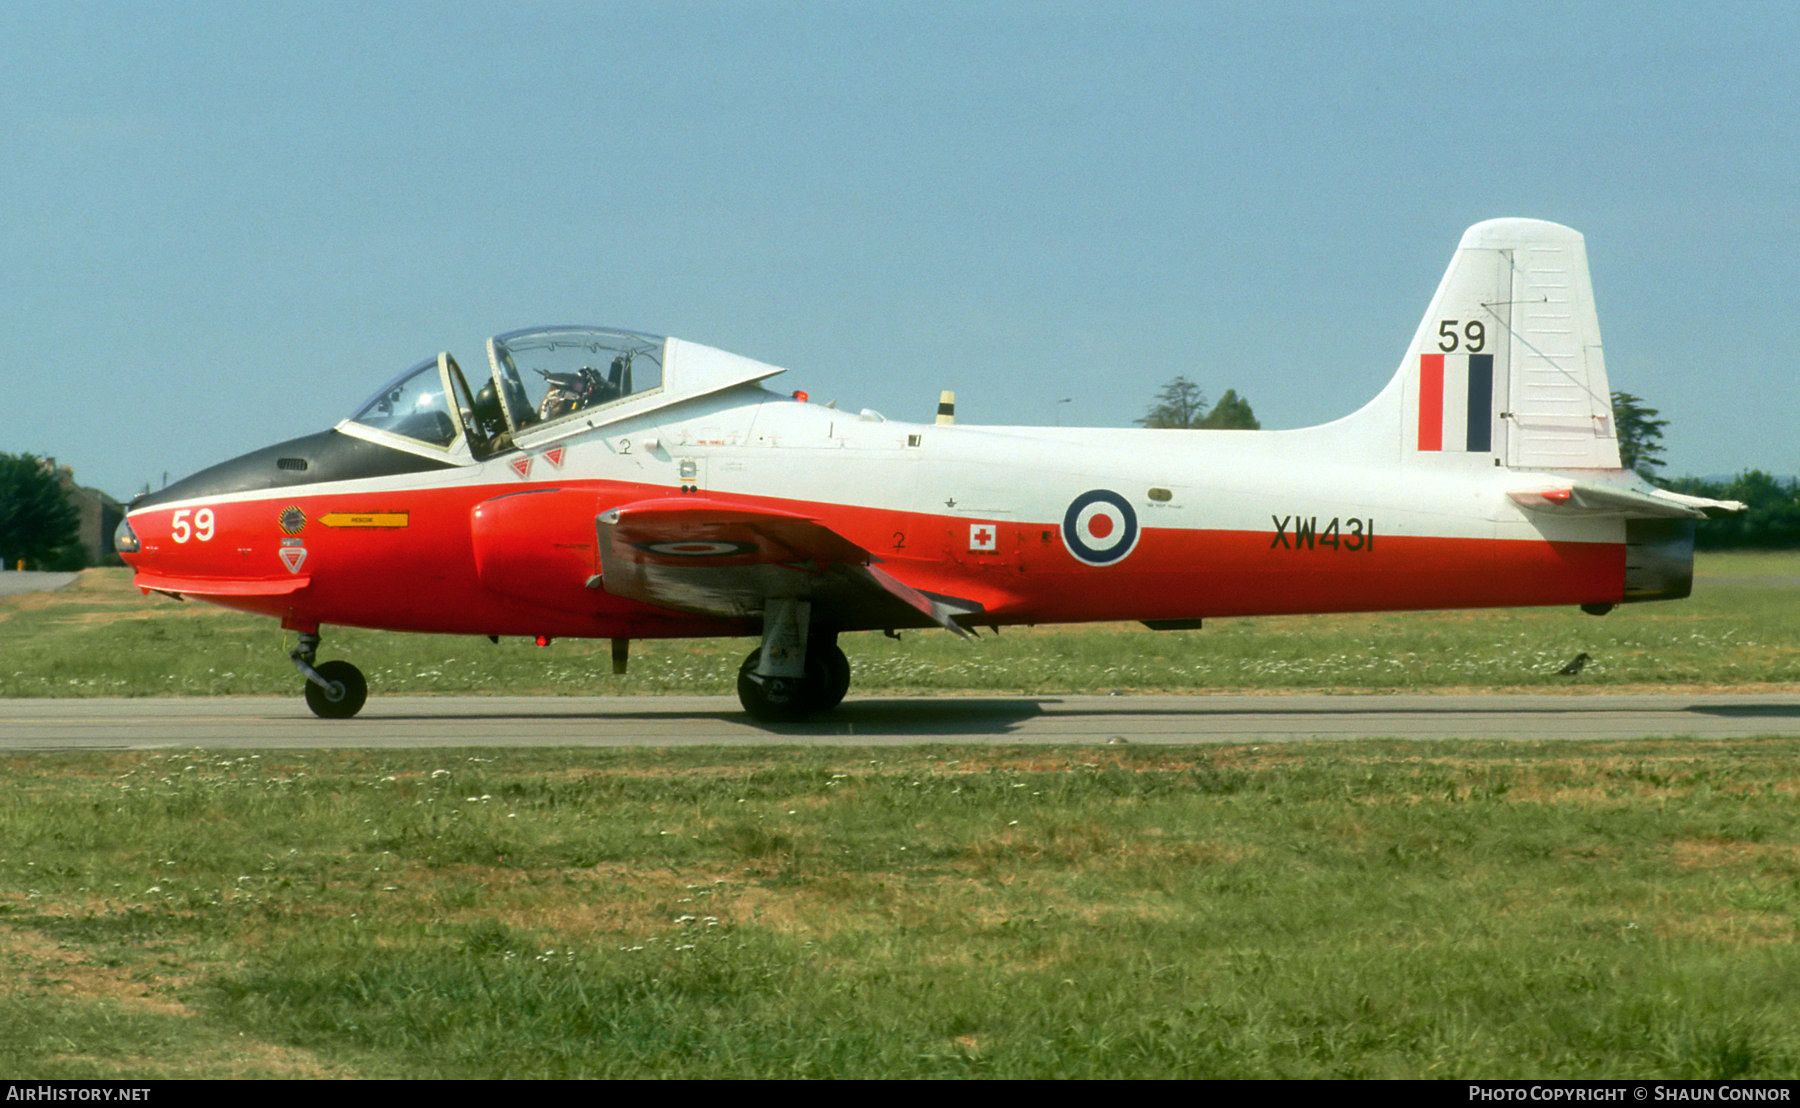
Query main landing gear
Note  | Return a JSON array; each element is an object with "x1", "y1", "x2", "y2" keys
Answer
[
  {"x1": 290, "y1": 631, "x2": 368, "y2": 719},
  {"x1": 735, "y1": 599, "x2": 850, "y2": 723},
  {"x1": 736, "y1": 641, "x2": 850, "y2": 722}
]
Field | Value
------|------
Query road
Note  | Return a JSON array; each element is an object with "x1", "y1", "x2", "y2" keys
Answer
[
  {"x1": 0, "y1": 571, "x2": 79, "y2": 597},
  {"x1": 2, "y1": 693, "x2": 1797, "y2": 750}
]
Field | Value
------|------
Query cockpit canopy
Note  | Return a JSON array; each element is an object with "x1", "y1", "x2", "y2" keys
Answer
[
  {"x1": 481, "y1": 327, "x2": 664, "y2": 443},
  {"x1": 340, "y1": 326, "x2": 784, "y2": 463},
  {"x1": 345, "y1": 327, "x2": 667, "y2": 461}
]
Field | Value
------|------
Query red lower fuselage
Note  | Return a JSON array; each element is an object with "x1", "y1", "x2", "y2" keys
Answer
[{"x1": 124, "y1": 471, "x2": 1626, "y2": 639}]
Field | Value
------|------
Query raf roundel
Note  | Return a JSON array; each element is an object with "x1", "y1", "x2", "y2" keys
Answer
[
  {"x1": 633, "y1": 540, "x2": 756, "y2": 558},
  {"x1": 1061, "y1": 490, "x2": 1140, "y2": 566}
]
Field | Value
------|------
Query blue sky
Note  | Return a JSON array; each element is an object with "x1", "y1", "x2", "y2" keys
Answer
[{"x1": 5, "y1": 1, "x2": 1795, "y2": 500}]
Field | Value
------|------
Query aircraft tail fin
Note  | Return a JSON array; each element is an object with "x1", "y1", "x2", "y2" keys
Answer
[{"x1": 1395, "y1": 219, "x2": 1622, "y2": 470}]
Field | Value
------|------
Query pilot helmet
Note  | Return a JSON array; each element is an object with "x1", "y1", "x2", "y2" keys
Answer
[{"x1": 473, "y1": 379, "x2": 504, "y2": 435}]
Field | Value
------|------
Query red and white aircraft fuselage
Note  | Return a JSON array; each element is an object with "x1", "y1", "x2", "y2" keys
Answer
[{"x1": 119, "y1": 219, "x2": 1738, "y2": 719}]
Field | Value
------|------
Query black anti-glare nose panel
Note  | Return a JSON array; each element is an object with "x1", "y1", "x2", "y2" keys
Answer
[{"x1": 130, "y1": 430, "x2": 456, "y2": 510}]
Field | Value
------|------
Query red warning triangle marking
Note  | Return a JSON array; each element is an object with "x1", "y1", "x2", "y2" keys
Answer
[
  {"x1": 510, "y1": 456, "x2": 532, "y2": 479},
  {"x1": 543, "y1": 446, "x2": 566, "y2": 468},
  {"x1": 278, "y1": 547, "x2": 308, "y2": 574}
]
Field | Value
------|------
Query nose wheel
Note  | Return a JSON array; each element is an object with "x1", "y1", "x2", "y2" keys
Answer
[
  {"x1": 290, "y1": 632, "x2": 368, "y2": 719},
  {"x1": 303, "y1": 660, "x2": 368, "y2": 719}
]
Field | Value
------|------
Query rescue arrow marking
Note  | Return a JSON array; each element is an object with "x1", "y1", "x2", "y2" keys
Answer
[{"x1": 318, "y1": 512, "x2": 410, "y2": 529}]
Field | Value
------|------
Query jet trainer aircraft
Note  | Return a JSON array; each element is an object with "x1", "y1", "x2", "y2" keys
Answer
[{"x1": 119, "y1": 219, "x2": 1741, "y2": 721}]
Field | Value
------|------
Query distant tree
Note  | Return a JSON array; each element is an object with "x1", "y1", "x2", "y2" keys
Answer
[
  {"x1": 0, "y1": 453, "x2": 80, "y2": 570},
  {"x1": 1137, "y1": 377, "x2": 1261, "y2": 430},
  {"x1": 1198, "y1": 388, "x2": 1261, "y2": 430},
  {"x1": 1136, "y1": 376, "x2": 1208, "y2": 429},
  {"x1": 1668, "y1": 470, "x2": 1800, "y2": 550},
  {"x1": 1611, "y1": 391, "x2": 1668, "y2": 479}
]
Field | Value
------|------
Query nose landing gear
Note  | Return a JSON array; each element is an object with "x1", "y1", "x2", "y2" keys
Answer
[{"x1": 290, "y1": 631, "x2": 368, "y2": 719}]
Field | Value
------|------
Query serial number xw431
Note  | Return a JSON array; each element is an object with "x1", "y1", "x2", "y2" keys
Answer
[{"x1": 1270, "y1": 515, "x2": 1375, "y2": 552}]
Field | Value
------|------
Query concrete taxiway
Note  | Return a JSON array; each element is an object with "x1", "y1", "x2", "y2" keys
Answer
[{"x1": 2, "y1": 693, "x2": 1797, "y2": 750}]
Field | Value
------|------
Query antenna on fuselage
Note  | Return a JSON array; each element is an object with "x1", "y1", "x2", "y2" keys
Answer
[{"x1": 936, "y1": 390, "x2": 955, "y2": 425}]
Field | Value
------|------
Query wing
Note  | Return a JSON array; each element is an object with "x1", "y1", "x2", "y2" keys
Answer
[
  {"x1": 1508, "y1": 482, "x2": 1746, "y2": 520},
  {"x1": 595, "y1": 497, "x2": 975, "y2": 636}
]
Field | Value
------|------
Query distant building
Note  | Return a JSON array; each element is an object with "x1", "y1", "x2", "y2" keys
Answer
[{"x1": 49, "y1": 459, "x2": 125, "y2": 568}]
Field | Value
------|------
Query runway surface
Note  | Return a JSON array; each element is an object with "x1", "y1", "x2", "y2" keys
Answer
[{"x1": 3, "y1": 692, "x2": 1798, "y2": 750}]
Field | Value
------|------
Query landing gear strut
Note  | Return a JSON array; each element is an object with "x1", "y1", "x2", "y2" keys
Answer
[{"x1": 290, "y1": 631, "x2": 368, "y2": 719}]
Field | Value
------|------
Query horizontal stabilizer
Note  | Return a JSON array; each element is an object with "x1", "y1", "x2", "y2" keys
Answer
[{"x1": 1508, "y1": 483, "x2": 1746, "y2": 520}]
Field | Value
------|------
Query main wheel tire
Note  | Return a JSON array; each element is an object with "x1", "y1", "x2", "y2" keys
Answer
[
  {"x1": 818, "y1": 642, "x2": 851, "y2": 710},
  {"x1": 737, "y1": 648, "x2": 830, "y2": 723},
  {"x1": 304, "y1": 660, "x2": 368, "y2": 719}
]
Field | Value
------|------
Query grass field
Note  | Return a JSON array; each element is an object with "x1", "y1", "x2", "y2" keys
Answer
[
  {"x1": 2, "y1": 553, "x2": 1797, "y2": 699},
  {"x1": 1, "y1": 554, "x2": 1796, "y2": 1078},
  {"x1": 3, "y1": 741, "x2": 1798, "y2": 1079}
]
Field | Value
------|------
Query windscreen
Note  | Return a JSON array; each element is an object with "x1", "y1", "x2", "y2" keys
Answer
[{"x1": 349, "y1": 357, "x2": 459, "y2": 447}]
